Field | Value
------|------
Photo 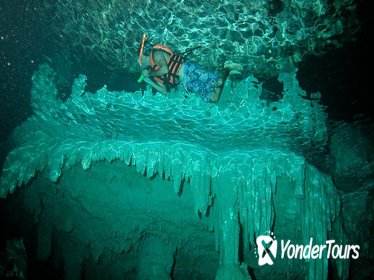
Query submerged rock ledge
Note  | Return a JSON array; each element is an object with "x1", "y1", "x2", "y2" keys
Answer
[
  {"x1": 0, "y1": 64, "x2": 348, "y2": 279},
  {"x1": 0, "y1": 64, "x2": 327, "y2": 195}
]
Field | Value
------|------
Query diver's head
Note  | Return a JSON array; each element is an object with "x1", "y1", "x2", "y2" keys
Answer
[{"x1": 143, "y1": 41, "x2": 152, "y2": 56}]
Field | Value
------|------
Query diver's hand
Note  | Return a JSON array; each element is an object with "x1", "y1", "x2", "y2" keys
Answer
[{"x1": 142, "y1": 69, "x2": 150, "y2": 77}]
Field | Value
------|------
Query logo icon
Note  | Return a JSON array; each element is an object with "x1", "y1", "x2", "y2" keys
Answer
[{"x1": 256, "y1": 235, "x2": 277, "y2": 266}]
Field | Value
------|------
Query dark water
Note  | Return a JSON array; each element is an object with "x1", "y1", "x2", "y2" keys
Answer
[
  {"x1": 0, "y1": 1, "x2": 142, "y2": 144},
  {"x1": 1, "y1": 1, "x2": 372, "y2": 144}
]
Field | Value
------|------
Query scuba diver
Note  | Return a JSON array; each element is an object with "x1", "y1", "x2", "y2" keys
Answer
[{"x1": 137, "y1": 33, "x2": 241, "y2": 103}]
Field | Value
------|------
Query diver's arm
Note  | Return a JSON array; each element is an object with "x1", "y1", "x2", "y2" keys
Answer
[{"x1": 144, "y1": 77, "x2": 167, "y2": 95}]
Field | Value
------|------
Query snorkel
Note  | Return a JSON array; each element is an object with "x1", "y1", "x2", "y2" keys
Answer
[{"x1": 138, "y1": 33, "x2": 147, "y2": 83}]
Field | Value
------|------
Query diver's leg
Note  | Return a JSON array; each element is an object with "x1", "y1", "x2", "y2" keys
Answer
[
  {"x1": 210, "y1": 88, "x2": 221, "y2": 103},
  {"x1": 224, "y1": 61, "x2": 244, "y2": 72},
  {"x1": 210, "y1": 69, "x2": 229, "y2": 103}
]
